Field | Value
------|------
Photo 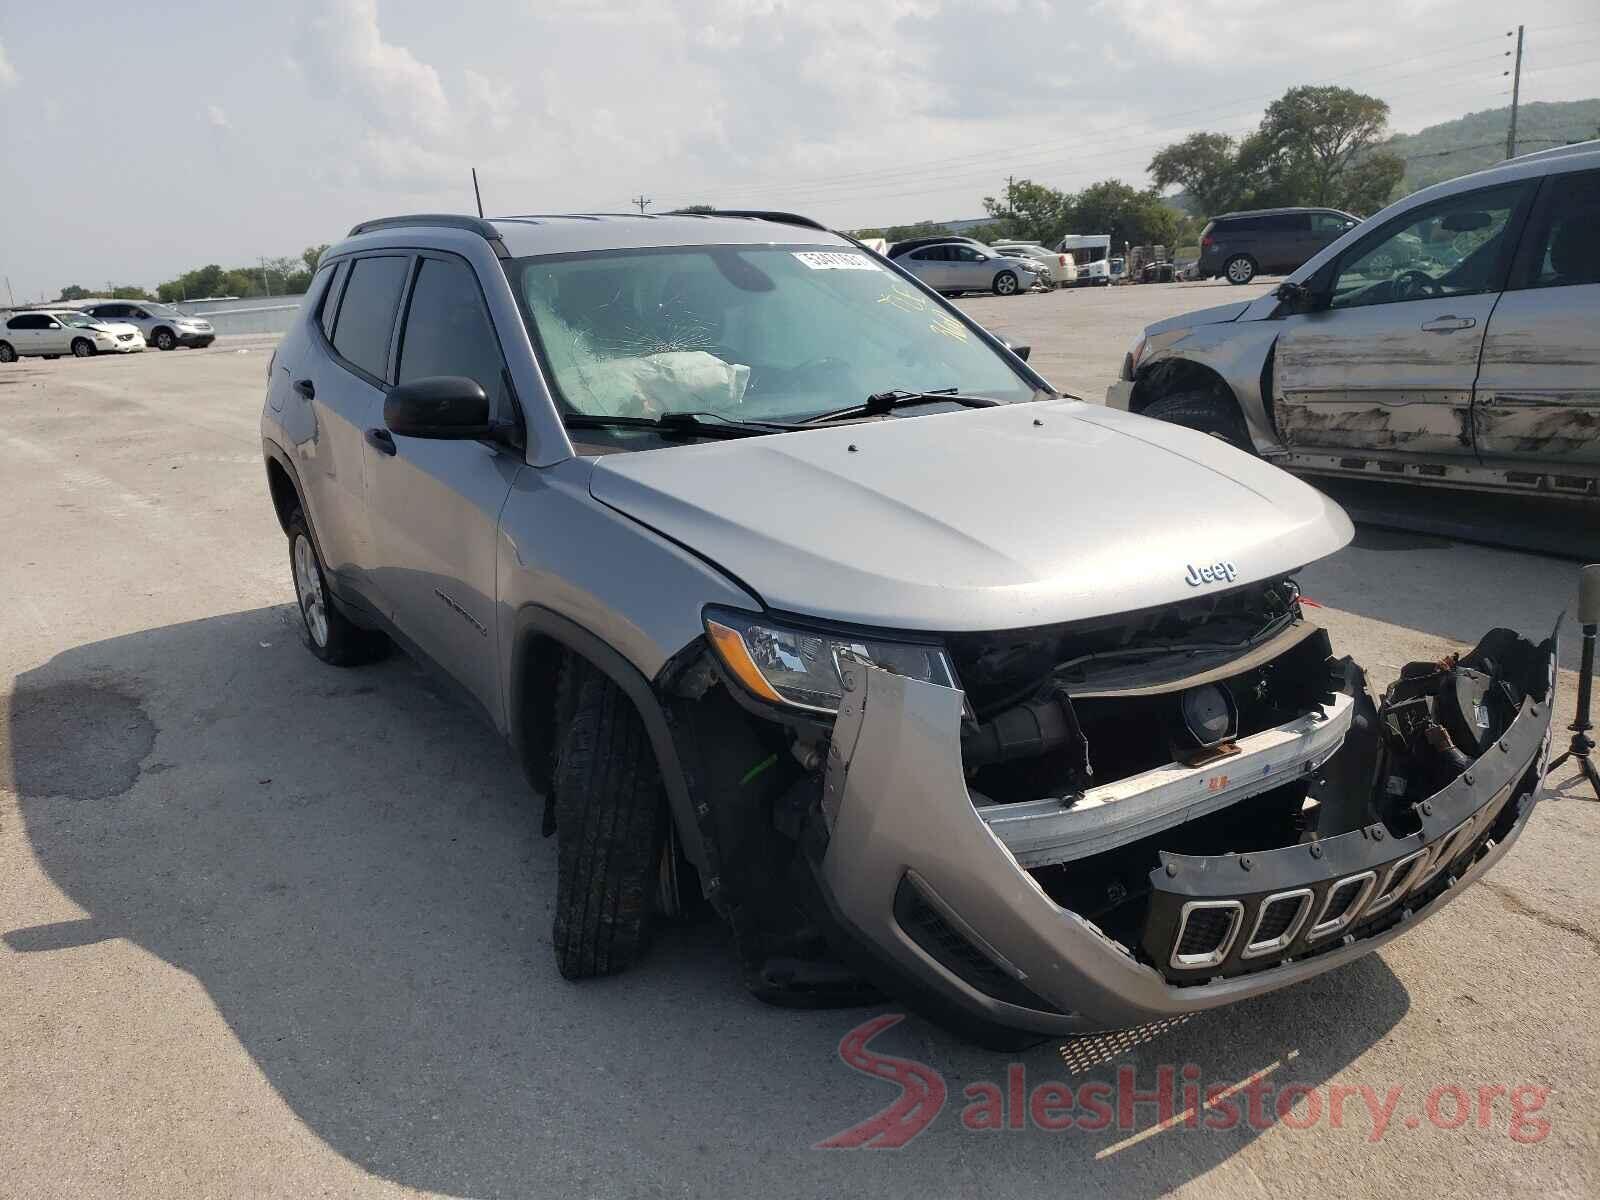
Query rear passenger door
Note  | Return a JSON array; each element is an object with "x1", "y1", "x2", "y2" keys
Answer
[
  {"x1": 362, "y1": 251, "x2": 521, "y2": 722},
  {"x1": 1473, "y1": 168, "x2": 1600, "y2": 468},
  {"x1": 300, "y1": 253, "x2": 410, "y2": 604}
]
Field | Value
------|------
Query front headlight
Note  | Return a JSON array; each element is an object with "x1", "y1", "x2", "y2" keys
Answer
[{"x1": 704, "y1": 608, "x2": 958, "y2": 714}]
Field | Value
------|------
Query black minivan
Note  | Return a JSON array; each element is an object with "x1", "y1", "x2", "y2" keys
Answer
[{"x1": 1198, "y1": 207, "x2": 1360, "y2": 283}]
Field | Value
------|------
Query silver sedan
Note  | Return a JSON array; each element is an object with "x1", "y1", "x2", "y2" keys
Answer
[{"x1": 894, "y1": 241, "x2": 1042, "y2": 296}]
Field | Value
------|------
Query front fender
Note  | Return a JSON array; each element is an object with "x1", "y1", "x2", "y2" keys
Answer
[{"x1": 1137, "y1": 320, "x2": 1285, "y2": 455}]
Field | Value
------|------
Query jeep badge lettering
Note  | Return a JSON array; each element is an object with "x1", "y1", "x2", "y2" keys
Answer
[{"x1": 1184, "y1": 560, "x2": 1238, "y2": 587}]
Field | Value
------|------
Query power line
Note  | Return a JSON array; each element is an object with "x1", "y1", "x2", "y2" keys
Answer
[{"x1": 656, "y1": 37, "x2": 1511, "y2": 207}]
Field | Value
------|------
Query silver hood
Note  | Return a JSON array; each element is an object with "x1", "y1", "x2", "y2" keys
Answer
[
  {"x1": 1143, "y1": 299, "x2": 1252, "y2": 336},
  {"x1": 588, "y1": 399, "x2": 1353, "y2": 632}
]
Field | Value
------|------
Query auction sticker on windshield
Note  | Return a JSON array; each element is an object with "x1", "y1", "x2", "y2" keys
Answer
[{"x1": 793, "y1": 251, "x2": 881, "y2": 271}]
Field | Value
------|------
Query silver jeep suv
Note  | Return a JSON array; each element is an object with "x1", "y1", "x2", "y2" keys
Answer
[{"x1": 261, "y1": 211, "x2": 1555, "y2": 1043}]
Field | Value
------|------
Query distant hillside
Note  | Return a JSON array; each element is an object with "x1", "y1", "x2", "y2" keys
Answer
[{"x1": 1382, "y1": 99, "x2": 1600, "y2": 192}]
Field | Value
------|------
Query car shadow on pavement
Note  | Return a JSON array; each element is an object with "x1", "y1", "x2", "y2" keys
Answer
[{"x1": 3, "y1": 607, "x2": 1410, "y2": 1199}]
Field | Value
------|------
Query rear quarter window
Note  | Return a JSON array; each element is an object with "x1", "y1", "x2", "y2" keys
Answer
[{"x1": 330, "y1": 256, "x2": 409, "y2": 380}]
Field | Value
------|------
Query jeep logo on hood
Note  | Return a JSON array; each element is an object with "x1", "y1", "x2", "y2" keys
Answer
[{"x1": 1185, "y1": 560, "x2": 1238, "y2": 587}]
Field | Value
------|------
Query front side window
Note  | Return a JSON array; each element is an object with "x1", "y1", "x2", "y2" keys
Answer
[
  {"x1": 1513, "y1": 169, "x2": 1600, "y2": 290},
  {"x1": 513, "y1": 244, "x2": 1036, "y2": 423},
  {"x1": 330, "y1": 255, "x2": 409, "y2": 380},
  {"x1": 1329, "y1": 182, "x2": 1530, "y2": 309},
  {"x1": 952, "y1": 246, "x2": 986, "y2": 262},
  {"x1": 1312, "y1": 213, "x2": 1355, "y2": 234},
  {"x1": 397, "y1": 257, "x2": 507, "y2": 404}
]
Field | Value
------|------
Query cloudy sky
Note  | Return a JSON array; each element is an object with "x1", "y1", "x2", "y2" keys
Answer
[{"x1": 1, "y1": 0, "x2": 1597, "y2": 301}]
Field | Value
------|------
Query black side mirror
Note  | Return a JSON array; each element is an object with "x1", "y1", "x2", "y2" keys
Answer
[
  {"x1": 384, "y1": 376, "x2": 491, "y2": 439},
  {"x1": 1273, "y1": 281, "x2": 1320, "y2": 311}
]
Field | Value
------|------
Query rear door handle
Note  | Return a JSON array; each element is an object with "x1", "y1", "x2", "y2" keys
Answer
[
  {"x1": 293, "y1": 378, "x2": 315, "y2": 399},
  {"x1": 1420, "y1": 316, "x2": 1476, "y2": 333},
  {"x1": 365, "y1": 428, "x2": 397, "y2": 455}
]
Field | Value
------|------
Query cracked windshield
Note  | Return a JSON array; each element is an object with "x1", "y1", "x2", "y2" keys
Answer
[{"x1": 515, "y1": 246, "x2": 1037, "y2": 424}]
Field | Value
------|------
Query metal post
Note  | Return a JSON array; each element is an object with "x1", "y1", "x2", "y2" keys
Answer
[
  {"x1": 1505, "y1": 25, "x2": 1524, "y2": 159},
  {"x1": 472, "y1": 167, "x2": 484, "y2": 218}
]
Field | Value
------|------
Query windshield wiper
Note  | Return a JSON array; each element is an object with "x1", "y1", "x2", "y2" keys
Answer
[
  {"x1": 562, "y1": 411, "x2": 801, "y2": 440},
  {"x1": 802, "y1": 388, "x2": 1003, "y2": 424}
]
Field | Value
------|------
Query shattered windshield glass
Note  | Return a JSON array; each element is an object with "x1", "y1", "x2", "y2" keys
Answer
[{"x1": 511, "y1": 245, "x2": 1037, "y2": 424}]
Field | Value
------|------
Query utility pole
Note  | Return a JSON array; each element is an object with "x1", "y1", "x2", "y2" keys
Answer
[
  {"x1": 471, "y1": 167, "x2": 484, "y2": 218},
  {"x1": 259, "y1": 257, "x2": 272, "y2": 295},
  {"x1": 4, "y1": 276, "x2": 14, "y2": 307},
  {"x1": 632, "y1": 194, "x2": 652, "y2": 215},
  {"x1": 1505, "y1": 25, "x2": 1525, "y2": 159}
]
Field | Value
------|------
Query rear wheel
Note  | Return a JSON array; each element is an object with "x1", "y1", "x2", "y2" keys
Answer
[
  {"x1": 0, "y1": 342, "x2": 15, "y2": 363},
  {"x1": 553, "y1": 667, "x2": 669, "y2": 979},
  {"x1": 1142, "y1": 389, "x2": 1254, "y2": 453},
  {"x1": 1224, "y1": 255, "x2": 1257, "y2": 285},
  {"x1": 71, "y1": 338, "x2": 95, "y2": 358},
  {"x1": 992, "y1": 270, "x2": 1019, "y2": 296},
  {"x1": 286, "y1": 508, "x2": 390, "y2": 665}
]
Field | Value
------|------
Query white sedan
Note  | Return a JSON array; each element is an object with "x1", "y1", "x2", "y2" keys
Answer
[{"x1": 0, "y1": 309, "x2": 146, "y2": 361}]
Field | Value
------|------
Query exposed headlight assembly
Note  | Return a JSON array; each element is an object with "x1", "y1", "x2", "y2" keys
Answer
[{"x1": 704, "y1": 608, "x2": 958, "y2": 714}]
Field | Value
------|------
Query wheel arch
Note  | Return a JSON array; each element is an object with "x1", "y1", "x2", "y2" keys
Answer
[
  {"x1": 509, "y1": 605, "x2": 711, "y2": 878},
  {"x1": 1130, "y1": 357, "x2": 1239, "y2": 417}
]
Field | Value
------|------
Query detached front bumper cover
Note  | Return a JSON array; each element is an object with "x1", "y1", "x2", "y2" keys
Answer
[{"x1": 815, "y1": 628, "x2": 1556, "y2": 1036}]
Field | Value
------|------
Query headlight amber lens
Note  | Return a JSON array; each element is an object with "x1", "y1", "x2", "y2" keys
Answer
[{"x1": 704, "y1": 610, "x2": 957, "y2": 713}]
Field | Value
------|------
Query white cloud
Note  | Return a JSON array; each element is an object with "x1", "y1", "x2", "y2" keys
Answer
[
  {"x1": 206, "y1": 104, "x2": 229, "y2": 128},
  {"x1": 292, "y1": 0, "x2": 451, "y2": 141},
  {"x1": 0, "y1": 38, "x2": 19, "y2": 90}
]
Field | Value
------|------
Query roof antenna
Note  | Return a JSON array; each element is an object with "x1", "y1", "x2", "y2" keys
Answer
[{"x1": 471, "y1": 167, "x2": 484, "y2": 218}]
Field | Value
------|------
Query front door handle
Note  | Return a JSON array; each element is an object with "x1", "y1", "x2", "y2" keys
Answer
[
  {"x1": 365, "y1": 428, "x2": 397, "y2": 455},
  {"x1": 1420, "y1": 316, "x2": 1476, "y2": 333},
  {"x1": 293, "y1": 378, "x2": 315, "y2": 399}
]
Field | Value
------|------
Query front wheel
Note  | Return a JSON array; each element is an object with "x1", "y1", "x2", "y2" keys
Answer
[
  {"x1": 153, "y1": 328, "x2": 177, "y2": 351},
  {"x1": 1142, "y1": 389, "x2": 1254, "y2": 453},
  {"x1": 1224, "y1": 255, "x2": 1257, "y2": 285},
  {"x1": 72, "y1": 338, "x2": 95, "y2": 358},
  {"x1": 992, "y1": 270, "x2": 1019, "y2": 296},
  {"x1": 553, "y1": 667, "x2": 669, "y2": 979}
]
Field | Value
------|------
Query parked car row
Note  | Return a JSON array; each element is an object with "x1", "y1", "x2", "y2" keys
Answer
[{"x1": 0, "y1": 301, "x2": 215, "y2": 363}]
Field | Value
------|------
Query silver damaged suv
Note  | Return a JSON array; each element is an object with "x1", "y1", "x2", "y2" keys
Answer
[{"x1": 261, "y1": 211, "x2": 1557, "y2": 1045}]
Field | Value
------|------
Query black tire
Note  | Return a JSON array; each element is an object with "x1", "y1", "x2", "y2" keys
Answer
[
  {"x1": 1223, "y1": 254, "x2": 1257, "y2": 285},
  {"x1": 0, "y1": 342, "x2": 15, "y2": 364},
  {"x1": 42, "y1": 354, "x2": 60, "y2": 360},
  {"x1": 1142, "y1": 389, "x2": 1254, "y2": 452},
  {"x1": 71, "y1": 338, "x2": 95, "y2": 358},
  {"x1": 992, "y1": 270, "x2": 1019, "y2": 296},
  {"x1": 153, "y1": 327, "x2": 177, "y2": 351},
  {"x1": 552, "y1": 667, "x2": 669, "y2": 979},
  {"x1": 285, "y1": 507, "x2": 390, "y2": 666}
]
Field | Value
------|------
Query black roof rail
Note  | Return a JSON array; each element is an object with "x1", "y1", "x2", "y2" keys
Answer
[{"x1": 671, "y1": 208, "x2": 832, "y2": 233}]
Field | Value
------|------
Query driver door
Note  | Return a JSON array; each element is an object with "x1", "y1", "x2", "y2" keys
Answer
[{"x1": 1272, "y1": 180, "x2": 1535, "y2": 458}]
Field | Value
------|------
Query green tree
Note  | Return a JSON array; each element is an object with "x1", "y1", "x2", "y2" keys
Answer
[
  {"x1": 1338, "y1": 151, "x2": 1405, "y2": 215},
  {"x1": 108, "y1": 284, "x2": 154, "y2": 300},
  {"x1": 981, "y1": 178, "x2": 1071, "y2": 244},
  {"x1": 57, "y1": 284, "x2": 92, "y2": 301},
  {"x1": 1149, "y1": 85, "x2": 1395, "y2": 214},
  {"x1": 1066, "y1": 180, "x2": 1181, "y2": 250},
  {"x1": 675, "y1": 204, "x2": 719, "y2": 214},
  {"x1": 302, "y1": 244, "x2": 331, "y2": 273},
  {"x1": 1148, "y1": 132, "x2": 1240, "y2": 216}
]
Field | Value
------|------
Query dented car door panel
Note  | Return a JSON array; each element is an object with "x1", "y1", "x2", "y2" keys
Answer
[
  {"x1": 1272, "y1": 294, "x2": 1496, "y2": 456},
  {"x1": 1474, "y1": 287, "x2": 1600, "y2": 466}
]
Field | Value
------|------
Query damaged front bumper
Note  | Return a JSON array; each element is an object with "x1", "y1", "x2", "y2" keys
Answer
[{"x1": 813, "y1": 628, "x2": 1557, "y2": 1035}]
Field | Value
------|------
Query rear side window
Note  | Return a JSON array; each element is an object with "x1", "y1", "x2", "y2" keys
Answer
[
  {"x1": 1513, "y1": 169, "x2": 1600, "y2": 290},
  {"x1": 8, "y1": 315, "x2": 42, "y2": 330},
  {"x1": 397, "y1": 257, "x2": 507, "y2": 401},
  {"x1": 330, "y1": 255, "x2": 408, "y2": 380}
]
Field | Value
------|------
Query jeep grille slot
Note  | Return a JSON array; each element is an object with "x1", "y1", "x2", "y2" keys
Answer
[
  {"x1": 1170, "y1": 900, "x2": 1243, "y2": 969},
  {"x1": 1307, "y1": 871, "x2": 1377, "y2": 940},
  {"x1": 1241, "y1": 889, "x2": 1312, "y2": 958}
]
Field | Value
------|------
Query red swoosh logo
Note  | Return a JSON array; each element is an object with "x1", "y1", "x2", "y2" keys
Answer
[{"x1": 815, "y1": 1014, "x2": 947, "y2": 1149}]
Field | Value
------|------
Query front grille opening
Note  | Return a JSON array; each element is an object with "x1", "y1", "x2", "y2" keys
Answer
[
  {"x1": 1029, "y1": 779, "x2": 1311, "y2": 956},
  {"x1": 1254, "y1": 895, "x2": 1301, "y2": 942},
  {"x1": 892, "y1": 878, "x2": 1065, "y2": 1014},
  {"x1": 1177, "y1": 908, "x2": 1233, "y2": 957},
  {"x1": 1322, "y1": 878, "x2": 1364, "y2": 924}
]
